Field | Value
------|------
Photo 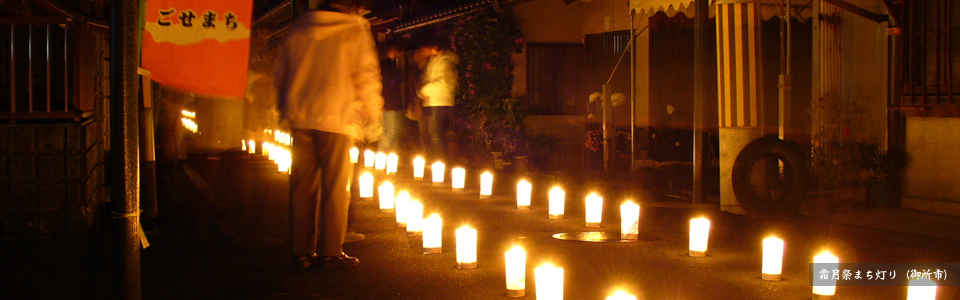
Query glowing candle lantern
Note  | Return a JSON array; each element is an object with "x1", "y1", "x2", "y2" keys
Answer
[
  {"x1": 585, "y1": 193, "x2": 603, "y2": 227},
  {"x1": 262, "y1": 142, "x2": 271, "y2": 157},
  {"x1": 548, "y1": 187, "x2": 565, "y2": 219},
  {"x1": 535, "y1": 263, "x2": 564, "y2": 300},
  {"x1": 422, "y1": 214, "x2": 442, "y2": 254},
  {"x1": 812, "y1": 251, "x2": 839, "y2": 298},
  {"x1": 689, "y1": 217, "x2": 711, "y2": 257},
  {"x1": 349, "y1": 147, "x2": 359, "y2": 164},
  {"x1": 480, "y1": 171, "x2": 494, "y2": 198},
  {"x1": 504, "y1": 246, "x2": 526, "y2": 297},
  {"x1": 363, "y1": 150, "x2": 375, "y2": 168},
  {"x1": 247, "y1": 140, "x2": 256, "y2": 154},
  {"x1": 451, "y1": 167, "x2": 466, "y2": 190},
  {"x1": 406, "y1": 200, "x2": 423, "y2": 236},
  {"x1": 359, "y1": 172, "x2": 375, "y2": 199},
  {"x1": 432, "y1": 162, "x2": 445, "y2": 185},
  {"x1": 620, "y1": 201, "x2": 640, "y2": 239},
  {"x1": 606, "y1": 291, "x2": 637, "y2": 300},
  {"x1": 413, "y1": 157, "x2": 425, "y2": 180},
  {"x1": 907, "y1": 279, "x2": 937, "y2": 300},
  {"x1": 394, "y1": 191, "x2": 410, "y2": 227},
  {"x1": 386, "y1": 153, "x2": 399, "y2": 174},
  {"x1": 241, "y1": 140, "x2": 247, "y2": 152},
  {"x1": 375, "y1": 152, "x2": 387, "y2": 171},
  {"x1": 378, "y1": 181, "x2": 395, "y2": 213},
  {"x1": 762, "y1": 237, "x2": 784, "y2": 281},
  {"x1": 516, "y1": 180, "x2": 532, "y2": 209},
  {"x1": 455, "y1": 226, "x2": 477, "y2": 269},
  {"x1": 277, "y1": 149, "x2": 291, "y2": 173}
]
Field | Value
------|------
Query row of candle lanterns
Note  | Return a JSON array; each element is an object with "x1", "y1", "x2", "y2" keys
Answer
[
  {"x1": 239, "y1": 129, "x2": 293, "y2": 173},
  {"x1": 359, "y1": 153, "x2": 938, "y2": 299}
]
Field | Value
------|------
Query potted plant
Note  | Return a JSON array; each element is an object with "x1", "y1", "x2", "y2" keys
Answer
[{"x1": 858, "y1": 142, "x2": 907, "y2": 208}]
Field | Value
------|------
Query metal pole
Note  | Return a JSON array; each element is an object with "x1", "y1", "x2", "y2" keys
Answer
[
  {"x1": 692, "y1": 0, "x2": 709, "y2": 204},
  {"x1": 630, "y1": 10, "x2": 636, "y2": 172},
  {"x1": 779, "y1": 0, "x2": 793, "y2": 142},
  {"x1": 110, "y1": 0, "x2": 141, "y2": 298},
  {"x1": 602, "y1": 83, "x2": 611, "y2": 172}
]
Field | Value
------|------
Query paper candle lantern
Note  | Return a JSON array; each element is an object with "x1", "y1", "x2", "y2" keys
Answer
[
  {"x1": 585, "y1": 193, "x2": 603, "y2": 227},
  {"x1": 505, "y1": 246, "x2": 526, "y2": 297},
  {"x1": 535, "y1": 263, "x2": 564, "y2": 300},
  {"x1": 907, "y1": 279, "x2": 937, "y2": 300},
  {"x1": 262, "y1": 142, "x2": 271, "y2": 157},
  {"x1": 394, "y1": 191, "x2": 410, "y2": 227},
  {"x1": 620, "y1": 201, "x2": 640, "y2": 239},
  {"x1": 432, "y1": 162, "x2": 445, "y2": 185},
  {"x1": 378, "y1": 181, "x2": 395, "y2": 213},
  {"x1": 277, "y1": 149, "x2": 291, "y2": 173},
  {"x1": 422, "y1": 214, "x2": 442, "y2": 254},
  {"x1": 363, "y1": 150, "x2": 375, "y2": 168},
  {"x1": 480, "y1": 171, "x2": 493, "y2": 198},
  {"x1": 406, "y1": 200, "x2": 424, "y2": 236},
  {"x1": 451, "y1": 167, "x2": 466, "y2": 190},
  {"x1": 359, "y1": 172, "x2": 374, "y2": 199},
  {"x1": 386, "y1": 153, "x2": 398, "y2": 174},
  {"x1": 517, "y1": 180, "x2": 532, "y2": 209},
  {"x1": 413, "y1": 156, "x2": 425, "y2": 180},
  {"x1": 762, "y1": 236, "x2": 784, "y2": 281},
  {"x1": 456, "y1": 226, "x2": 477, "y2": 269},
  {"x1": 606, "y1": 291, "x2": 637, "y2": 300},
  {"x1": 812, "y1": 251, "x2": 839, "y2": 297},
  {"x1": 375, "y1": 152, "x2": 387, "y2": 171},
  {"x1": 247, "y1": 140, "x2": 256, "y2": 154},
  {"x1": 548, "y1": 187, "x2": 565, "y2": 219},
  {"x1": 689, "y1": 217, "x2": 711, "y2": 257},
  {"x1": 349, "y1": 147, "x2": 359, "y2": 163},
  {"x1": 241, "y1": 140, "x2": 247, "y2": 152}
]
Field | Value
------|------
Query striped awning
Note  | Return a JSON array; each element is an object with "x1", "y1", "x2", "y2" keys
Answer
[{"x1": 629, "y1": 0, "x2": 814, "y2": 21}]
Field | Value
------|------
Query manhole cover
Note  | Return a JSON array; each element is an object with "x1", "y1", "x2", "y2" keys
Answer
[{"x1": 552, "y1": 232, "x2": 662, "y2": 242}]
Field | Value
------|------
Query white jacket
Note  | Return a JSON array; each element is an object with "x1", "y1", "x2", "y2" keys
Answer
[
  {"x1": 419, "y1": 50, "x2": 459, "y2": 107},
  {"x1": 275, "y1": 10, "x2": 383, "y2": 141}
]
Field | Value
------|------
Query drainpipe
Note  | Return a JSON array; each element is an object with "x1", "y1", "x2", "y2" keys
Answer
[
  {"x1": 693, "y1": 0, "x2": 709, "y2": 204},
  {"x1": 110, "y1": 0, "x2": 141, "y2": 298},
  {"x1": 630, "y1": 9, "x2": 636, "y2": 172}
]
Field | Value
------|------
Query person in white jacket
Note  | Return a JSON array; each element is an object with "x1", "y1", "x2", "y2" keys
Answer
[
  {"x1": 416, "y1": 42, "x2": 459, "y2": 162},
  {"x1": 275, "y1": 0, "x2": 382, "y2": 270}
]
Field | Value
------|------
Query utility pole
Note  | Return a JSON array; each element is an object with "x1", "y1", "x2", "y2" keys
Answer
[
  {"x1": 110, "y1": 0, "x2": 141, "y2": 298},
  {"x1": 692, "y1": 0, "x2": 709, "y2": 204}
]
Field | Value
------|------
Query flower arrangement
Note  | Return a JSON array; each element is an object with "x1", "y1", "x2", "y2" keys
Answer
[
  {"x1": 584, "y1": 127, "x2": 603, "y2": 153},
  {"x1": 448, "y1": 8, "x2": 528, "y2": 163}
]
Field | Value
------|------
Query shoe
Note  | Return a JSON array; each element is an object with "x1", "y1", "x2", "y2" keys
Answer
[
  {"x1": 292, "y1": 254, "x2": 320, "y2": 270},
  {"x1": 322, "y1": 253, "x2": 360, "y2": 269},
  {"x1": 344, "y1": 231, "x2": 366, "y2": 243}
]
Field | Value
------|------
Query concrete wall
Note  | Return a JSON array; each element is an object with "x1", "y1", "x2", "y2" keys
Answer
[
  {"x1": 840, "y1": 1, "x2": 888, "y2": 144},
  {"x1": 902, "y1": 117, "x2": 960, "y2": 216}
]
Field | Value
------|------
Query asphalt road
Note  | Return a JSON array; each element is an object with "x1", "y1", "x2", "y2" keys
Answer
[{"x1": 136, "y1": 158, "x2": 960, "y2": 300}]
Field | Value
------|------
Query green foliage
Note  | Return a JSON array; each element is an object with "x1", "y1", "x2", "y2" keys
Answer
[
  {"x1": 857, "y1": 142, "x2": 908, "y2": 180},
  {"x1": 809, "y1": 93, "x2": 867, "y2": 191},
  {"x1": 448, "y1": 9, "x2": 532, "y2": 163}
]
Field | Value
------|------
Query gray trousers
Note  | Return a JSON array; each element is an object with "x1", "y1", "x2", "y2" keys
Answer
[{"x1": 290, "y1": 130, "x2": 353, "y2": 257}]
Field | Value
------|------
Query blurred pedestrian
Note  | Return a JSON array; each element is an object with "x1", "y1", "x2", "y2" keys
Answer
[
  {"x1": 379, "y1": 41, "x2": 407, "y2": 154},
  {"x1": 276, "y1": 0, "x2": 382, "y2": 270},
  {"x1": 416, "y1": 41, "x2": 459, "y2": 163}
]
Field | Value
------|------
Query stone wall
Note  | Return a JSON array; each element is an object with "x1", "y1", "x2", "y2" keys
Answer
[{"x1": 0, "y1": 120, "x2": 105, "y2": 236}]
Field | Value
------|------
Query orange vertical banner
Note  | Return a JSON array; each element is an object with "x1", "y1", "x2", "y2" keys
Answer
[{"x1": 141, "y1": 0, "x2": 253, "y2": 98}]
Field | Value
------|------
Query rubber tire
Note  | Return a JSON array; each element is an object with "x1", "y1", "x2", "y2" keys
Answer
[{"x1": 732, "y1": 136, "x2": 811, "y2": 216}]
